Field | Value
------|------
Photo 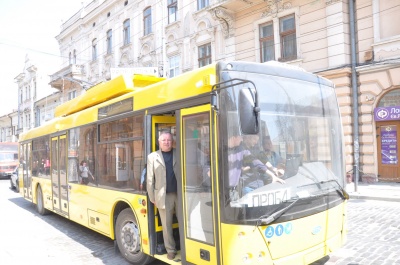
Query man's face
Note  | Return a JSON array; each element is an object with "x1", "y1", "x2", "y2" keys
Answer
[
  {"x1": 244, "y1": 135, "x2": 259, "y2": 148},
  {"x1": 159, "y1": 133, "x2": 173, "y2": 152},
  {"x1": 228, "y1": 135, "x2": 242, "y2": 148}
]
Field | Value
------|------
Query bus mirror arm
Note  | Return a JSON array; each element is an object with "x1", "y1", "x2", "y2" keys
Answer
[{"x1": 211, "y1": 92, "x2": 219, "y2": 111}]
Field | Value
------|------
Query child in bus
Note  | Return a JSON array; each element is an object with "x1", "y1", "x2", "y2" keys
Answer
[{"x1": 79, "y1": 160, "x2": 94, "y2": 184}]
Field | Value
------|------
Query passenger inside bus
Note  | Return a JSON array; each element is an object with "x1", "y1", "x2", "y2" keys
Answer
[
  {"x1": 79, "y1": 160, "x2": 94, "y2": 184},
  {"x1": 227, "y1": 134, "x2": 285, "y2": 201},
  {"x1": 242, "y1": 135, "x2": 285, "y2": 195},
  {"x1": 257, "y1": 135, "x2": 285, "y2": 170}
]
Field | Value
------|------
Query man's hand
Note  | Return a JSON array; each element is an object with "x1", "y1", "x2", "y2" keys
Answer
[
  {"x1": 272, "y1": 175, "x2": 285, "y2": 184},
  {"x1": 266, "y1": 169, "x2": 285, "y2": 184}
]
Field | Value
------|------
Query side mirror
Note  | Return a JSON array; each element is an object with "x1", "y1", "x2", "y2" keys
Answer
[{"x1": 238, "y1": 87, "x2": 260, "y2": 134}]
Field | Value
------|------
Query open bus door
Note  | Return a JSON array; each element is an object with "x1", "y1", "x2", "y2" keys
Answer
[
  {"x1": 21, "y1": 142, "x2": 32, "y2": 200},
  {"x1": 51, "y1": 135, "x2": 69, "y2": 217},
  {"x1": 149, "y1": 115, "x2": 179, "y2": 256},
  {"x1": 180, "y1": 105, "x2": 218, "y2": 264}
]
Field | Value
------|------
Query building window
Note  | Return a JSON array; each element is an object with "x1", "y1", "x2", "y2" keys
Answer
[
  {"x1": 107, "y1": 29, "x2": 113, "y2": 54},
  {"x1": 68, "y1": 90, "x2": 77, "y2": 100},
  {"x1": 258, "y1": 14, "x2": 297, "y2": 62},
  {"x1": 169, "y1": 55, "x2": 180, "y2": 78},
  {"x1": 143, "y1": 7, "x2": 152, "y2": 36},
  {"x1": 92, "y1": 39, "x2": 97, "y2": 61},
  {"x1": 73, "y1": 49, "x2": 77, "y2": 64},
  {"x1": 69, "y1": 52, "x2": 72, "y2": 65},
  {"x1": 378, "y1": 89, "x2": 400, "y2": 107},
  {"x1": 279, "y1": 14, "x2": 296, "y2": 61},
  {"x1": 168, "y1": 0, "x2": 177, "y2": 24},
  {"x1": 197, "y1": 0, "x2": 209, "y2": 10},
  {"x1": 260, "y1": 22, "x2": 275, "y2": 62},
  {"x1": 123, "y1": 19, "x2": 130, "y2": 45},
  {"x1": 198, "y1": 43, "x2": 211, "y2": 67}
]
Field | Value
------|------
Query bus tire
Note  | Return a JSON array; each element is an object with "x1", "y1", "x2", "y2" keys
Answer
[
  {"x1": 115, "y1": 208, "x2": 153, "y2": 265},
  {"x1": 15, "y1": 180, "x2": 20, "y2": 193},
  {"x1": 10, "y1": 178, "x2": 15, "y2": 190},
  {"x1": 36, "y1": 185, "x2": 49, "y2": 215}
]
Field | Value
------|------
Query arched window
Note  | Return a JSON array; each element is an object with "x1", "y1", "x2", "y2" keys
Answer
[{"x1": 378, "y1": 89, "x2": 400, "y2": 107}]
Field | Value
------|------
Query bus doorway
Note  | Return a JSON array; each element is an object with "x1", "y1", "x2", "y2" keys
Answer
[
  {"x1": 21, "y1": 142, "x2": 32, "y2": 200},
  {"x1": 377, "y1": 121, "x2": 400, "y2": 182},
  {"x1": 149, "y1": 115, "x2": 179, "y2": 257},
  {"x1": 51, "y1": 135, "x2": 69, "y2": 216},
  {"x1": 180, "y1": 105, "x2": 218, "y2": 264}
]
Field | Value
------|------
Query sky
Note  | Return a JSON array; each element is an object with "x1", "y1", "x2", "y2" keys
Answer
[{"x1": 0, "y1": 0, "x2": 84, "y2": 117}]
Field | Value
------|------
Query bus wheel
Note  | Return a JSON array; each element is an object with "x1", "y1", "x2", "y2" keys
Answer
[
  {"x1": 9, "y1": 178, "x2": 15, "y2": 190},
  {"x1": 15, "y1": 180, "x2": 20, "y2": 193},
  {"x1": 116, "y1": 208, "x2": 153, "y2": 265},
  {"x1": 36, "y1": 185, "x2": 49, "y2": 215}
]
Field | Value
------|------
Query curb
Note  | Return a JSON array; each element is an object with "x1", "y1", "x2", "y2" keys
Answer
[{"x1": 348, "y1": 194, "x2": 400, "y2": 202}]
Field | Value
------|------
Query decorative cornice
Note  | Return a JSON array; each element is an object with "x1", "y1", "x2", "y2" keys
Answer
[
  {"x1": 261, "y1": 0, "x2": 292, "y2": 18},
  {"x1": 325, "y1": 0, "x2": 341, "y2": 6},
  {"x1": 209, "y1": 7, "x2": 234, "y2": 38}
]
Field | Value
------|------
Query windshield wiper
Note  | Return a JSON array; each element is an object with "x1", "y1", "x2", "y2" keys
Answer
[
  {"x1": 322, "y1": 179, "x2": 349, "y2": 200},
  {"x1": 298, "y1": 179, "x2": 349, "y2": 200},
  {"x1": 256, "y1": 198, "x2": 299, "y2": 226}
]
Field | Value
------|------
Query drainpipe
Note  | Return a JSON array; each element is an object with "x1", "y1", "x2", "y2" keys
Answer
[
  {"x1": 349, "y1": 0, "x2": 359, "y2": 191},
  {"x1": 7, "y1": 114, "x2": 12, "y2": 142}
]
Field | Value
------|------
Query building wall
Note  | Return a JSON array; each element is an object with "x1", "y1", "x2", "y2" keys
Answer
[
  {"x1": 0, "y1": 111, "x2": 18, "y2": 142},
  {"x1": 35, "y1": 92, "x2": 62, "y2": 126},
  {"x1": 55, "y1": 0, "x2": 232, "y2": 83},
  {"x1": 14, "y1": 55, "x2": 57, "y2": 134}
]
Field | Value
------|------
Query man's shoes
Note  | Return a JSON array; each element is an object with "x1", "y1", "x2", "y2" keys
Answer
[{"x1": 167, "y1": 253, "x2": 176, "y2": 260}]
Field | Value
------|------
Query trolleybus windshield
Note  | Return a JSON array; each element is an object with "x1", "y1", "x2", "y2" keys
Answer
[{"x1": 219, "y1": 72, "x2": 345, "y2": 224}]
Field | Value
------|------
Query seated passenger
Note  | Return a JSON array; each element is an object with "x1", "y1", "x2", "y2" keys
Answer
[
  {"x1": 227, "y1": 134, "x2": 284, "y2": 199},
  {"x1": 258, "y1": 136, "x2": 285, "y2": 176}
]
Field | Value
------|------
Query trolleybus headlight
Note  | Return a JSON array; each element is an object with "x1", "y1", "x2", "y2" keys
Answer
[
  {"x1": 242, "y1": 253, "x2": 253, "y2": 264},
  {"x1": 257, "y1": 251, "x2": 266, "y2": 262},
  {"x1": 238, "y1": 231, "x2": 245, "y2": 238}
]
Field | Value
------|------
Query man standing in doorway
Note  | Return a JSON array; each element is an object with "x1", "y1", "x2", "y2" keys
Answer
[{"x1": 147, "y1": 130, "x2": 178, "y2": 260}]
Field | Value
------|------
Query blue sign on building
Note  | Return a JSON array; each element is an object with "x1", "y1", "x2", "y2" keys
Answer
[{"x1": 374, "y1": 106, "x2": 400, "y2": 121}]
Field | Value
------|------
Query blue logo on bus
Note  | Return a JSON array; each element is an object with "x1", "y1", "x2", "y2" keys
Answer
[
  {"x1": 275, "y1": 225, "x2": 284, "y2": 236},
  {"x1": 265, "y1": 226, "x2": 274, "y2": 238},
  {"x1": 265, "y1": 223, "x2": 293, "y2": 238},
  {"x1": 312, "y1": 226, "x2": 322, "y2": 235},
  {"x1": 285, "y1": 223, "x2": 293, "y2": 234}
]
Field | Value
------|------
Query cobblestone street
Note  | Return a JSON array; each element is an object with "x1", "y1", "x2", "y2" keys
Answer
[{"x1": 325, "y1": 199, "x2": 400, "y2": 265}]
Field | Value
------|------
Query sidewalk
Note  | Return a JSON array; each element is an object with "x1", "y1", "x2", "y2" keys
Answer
[{"x1": 346, "y1": 181, "x2": 400, "y2": 202}]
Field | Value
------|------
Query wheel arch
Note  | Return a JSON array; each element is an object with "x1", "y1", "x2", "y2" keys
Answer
[{"x1": 111, "y1": 200, "x2": 141, "y2": 240}]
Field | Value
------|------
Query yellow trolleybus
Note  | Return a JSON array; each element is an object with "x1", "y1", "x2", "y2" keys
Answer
[{"x1": 18, "y1": 61, "x2": 348, "y2": 265}]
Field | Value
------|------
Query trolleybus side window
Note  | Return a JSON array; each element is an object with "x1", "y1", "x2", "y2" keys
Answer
[
  {"x1": 32, "y1": 137, "x2": 50, "y2": 178},
  {"x1": 97, "y1": 114, "x2": 145, "y2": 191},
  {"x1": 68, "y1": 125, "x2": 97, "y2": 184}
]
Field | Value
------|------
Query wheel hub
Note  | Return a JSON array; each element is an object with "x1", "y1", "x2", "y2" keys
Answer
[{"x1": 121, "y1": 222, "x2": 140, "y2": 253}]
